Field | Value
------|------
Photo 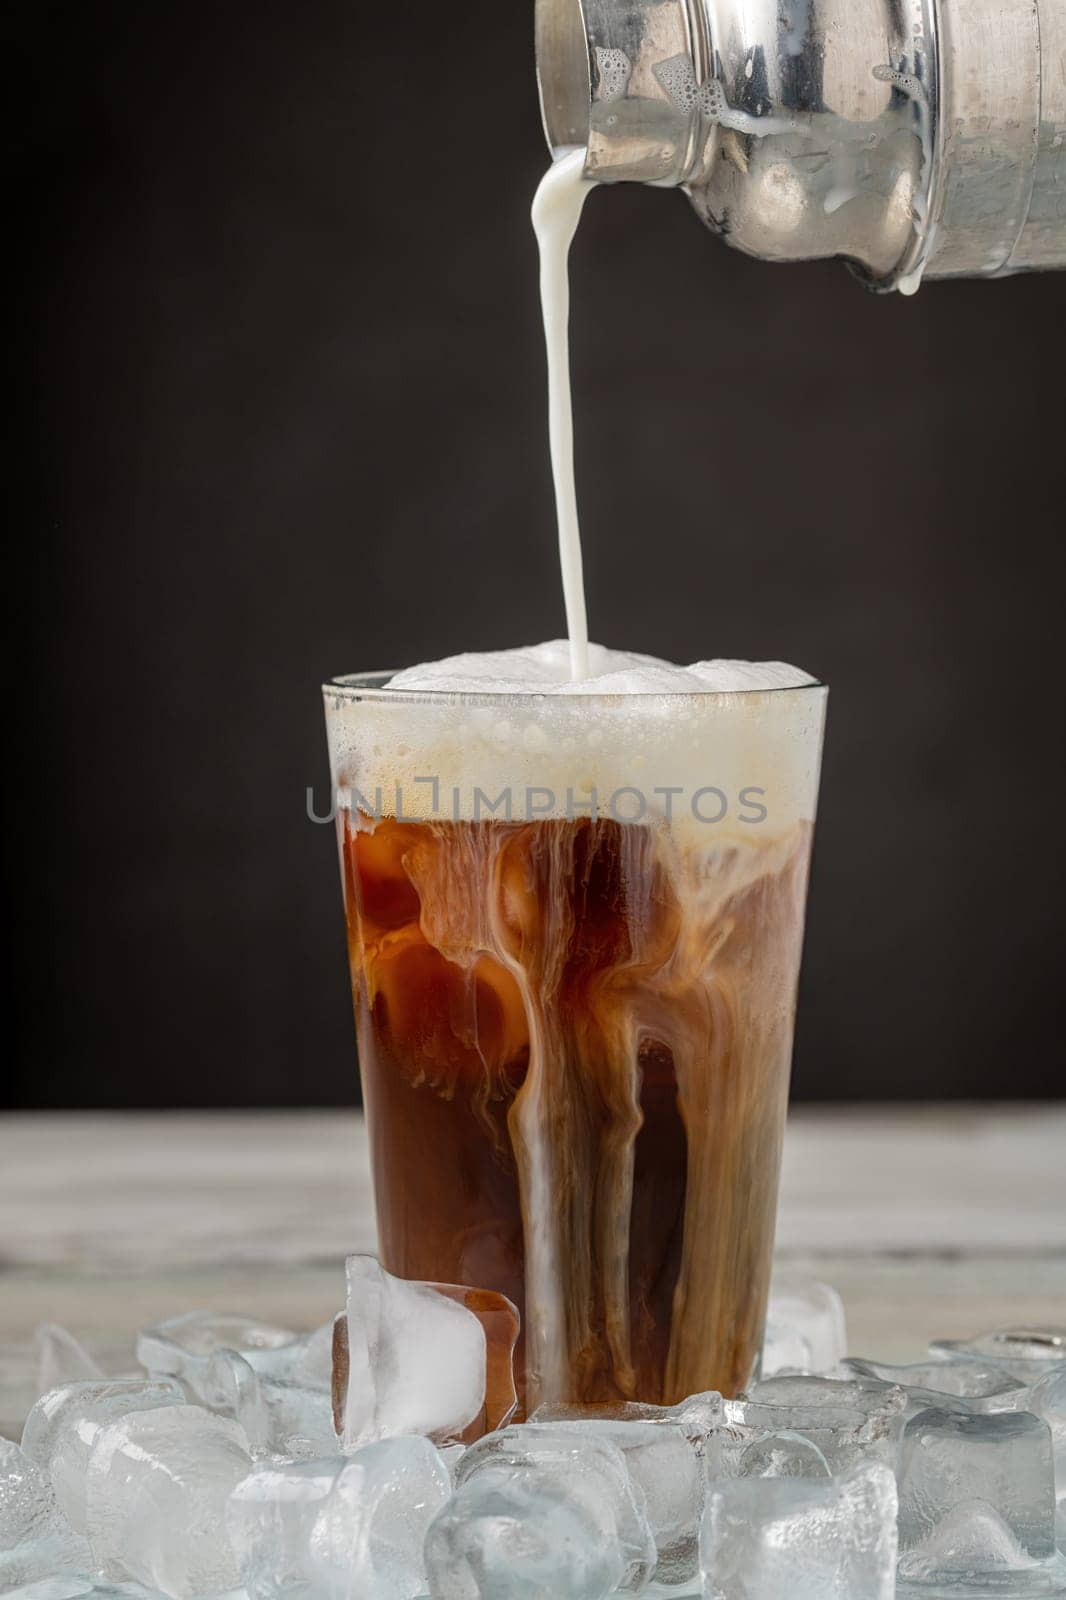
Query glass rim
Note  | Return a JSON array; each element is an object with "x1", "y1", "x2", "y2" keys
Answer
[{"x1": 323, "y1": 670, "x2": 828, "y2": 704}]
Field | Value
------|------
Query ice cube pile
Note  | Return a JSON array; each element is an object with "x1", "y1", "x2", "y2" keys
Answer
[{"x1": 2, "y1": 1258, "x2": 1064, "y2": 1600}]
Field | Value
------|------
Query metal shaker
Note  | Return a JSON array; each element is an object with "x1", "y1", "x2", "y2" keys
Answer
[{"x1": 535, "y1": 0, "x2": 1066, "y2": 289}]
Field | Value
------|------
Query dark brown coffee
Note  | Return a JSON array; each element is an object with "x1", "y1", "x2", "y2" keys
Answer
[{"x1": 339, "y1": 808, "x2": 812, "y2": 1416}]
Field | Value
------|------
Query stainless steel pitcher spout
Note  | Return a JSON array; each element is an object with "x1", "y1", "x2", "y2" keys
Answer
[{"x1": 535, "y1": 0, "x2": 1066, "y2": 289}]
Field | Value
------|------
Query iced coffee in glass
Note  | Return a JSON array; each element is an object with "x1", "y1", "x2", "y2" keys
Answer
[{"x1": 324, "y1": 645, "x2": 826, "y2": 1414}]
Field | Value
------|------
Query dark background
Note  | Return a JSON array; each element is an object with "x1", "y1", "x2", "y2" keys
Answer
[{"x1": 8, "y1": 1, "x2": 1065, "y2": 1108}]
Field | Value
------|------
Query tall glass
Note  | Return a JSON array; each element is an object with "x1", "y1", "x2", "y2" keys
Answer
[{"x1": 323, "y1": 674, "x2": 827, "y2": 1414}]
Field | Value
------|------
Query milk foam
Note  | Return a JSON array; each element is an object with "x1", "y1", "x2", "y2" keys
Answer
[
  {"x1": 388, "y1": 640, "x2": 817, "y2": 696},
  {"x1": 325, "y1": 644, "x2": 825, "y2": 847}
]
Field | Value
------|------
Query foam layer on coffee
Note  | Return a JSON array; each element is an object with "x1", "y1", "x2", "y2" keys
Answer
[
  {"x1": 325, "y1": 644, "x2": 825, "y2": 847},
  {"x1": 388, "y1": 640, "x2": 817, "y2": 696}
]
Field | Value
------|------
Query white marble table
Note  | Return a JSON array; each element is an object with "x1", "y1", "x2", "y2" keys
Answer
[{"x1": 1, "y1": 1105, "x2": 1063, "y2": 1436}]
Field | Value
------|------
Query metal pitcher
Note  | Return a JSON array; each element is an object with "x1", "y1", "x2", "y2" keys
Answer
[{"x1": 535, "y1": 0, "x2": 1066, "y2": 289}]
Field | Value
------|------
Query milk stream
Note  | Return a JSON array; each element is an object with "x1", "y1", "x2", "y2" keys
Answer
[{"x1": 532, "y1": 149, "x2": 595, "y2": 682}]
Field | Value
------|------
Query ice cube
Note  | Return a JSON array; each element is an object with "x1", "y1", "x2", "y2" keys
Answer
[
  {"x1": 241, "y1": 1320, "x2": 334, "y2": 1392},
  {"x1": 722, "y1": 1429, "x2": 832, "y2": 1479},
  {"x1": 762, "y1": 1279, "x2": 847, "y2": 1376},
  {"x1": 0, "y1": 1583, "x2": 170, "y2": 1599},
  {"x1": 929, "y1": 1329, "x2": 1066, "y2": 1384},
  {"x1": 452, "y1": 1425, "x2": 655, "y2": 1594},
  {"x1": 745, "y1": 1375, "x2": 903, "y2": 1413},
  {"x1": 84, "y1": 1404, "x2": 252, "y2": 1597},
  {"x1": 34, "y1": 1329, "x2": 104, "y2": 1398},
  {"x1": 2, "y1": 1436, "x2": 62, "y2": 1542},
  {"x1": 530, "y1": 1390, "x2": 724, "y2": 1448},
  {"x1": 506, "y1": 1418, "x2": 704, "y2": 1589},
  {"x1": 722, "y1": 1375, "x2": 906, "y2": 1476},
  {"x1": 896, "y1": 1499, "x2": 1066, "y2": 1589},
  {"x1": 898, "y1": 1407, "x2": 1059, "y2": 1579},
  {"x1": 202, "y1": 1348, "x2": 336, "y2": 1460},
  {"x1": 1030, "y1": 1370, "x2": 1066, "y2": 1469},
  {"x1": 843, "y1": 1355, "x2": 1026, "y2": 1415},
  {"x1": 336, "y1": 1257, "x2": 511, "y2": 1449},
  {"x1": 439, "y1": 1443, "x2": 467, "y2": 1480},
  {"x1": 759, "y1": 1322, "x2": 811, "y2": 1380},
  {"x1": 425, "y1": 1466, "x2": 627, "y2": 1600},
  {"x1": 137, "y1": 1312, "x2": 335, "y2": 1459},
  {"x1": 136, "y1": 1313, "x2": 298, "y2": 1395},
  {"x1": 0, "y1": 1436, "x2": 91, "y2": 1590},
  {"x1": 423, "y1": 1284, "x2": 519, "y2": 1438},
  {"x1": 21, "y1": 1379, "x2": 186, "y2": 1533},
  {"x1": 1030, "y1": 1369, "x2": 1066, "y2": 1552},
  {"x1": 137, "y1": 1312, "x2": 331, "y2": 1396},
  {"x1": 608, "y1": 1426, "x2": 701, "y2": 1588},
  {"x1": 711, "y1": 1402, "x2": 846, "y2": 1481},
  {"x1": 700, "y1": 1460, "x2": 897, "y2": 1599},
  {"x1": 227, "y1": 1436, "x2": 450, "y2": 1600}
]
